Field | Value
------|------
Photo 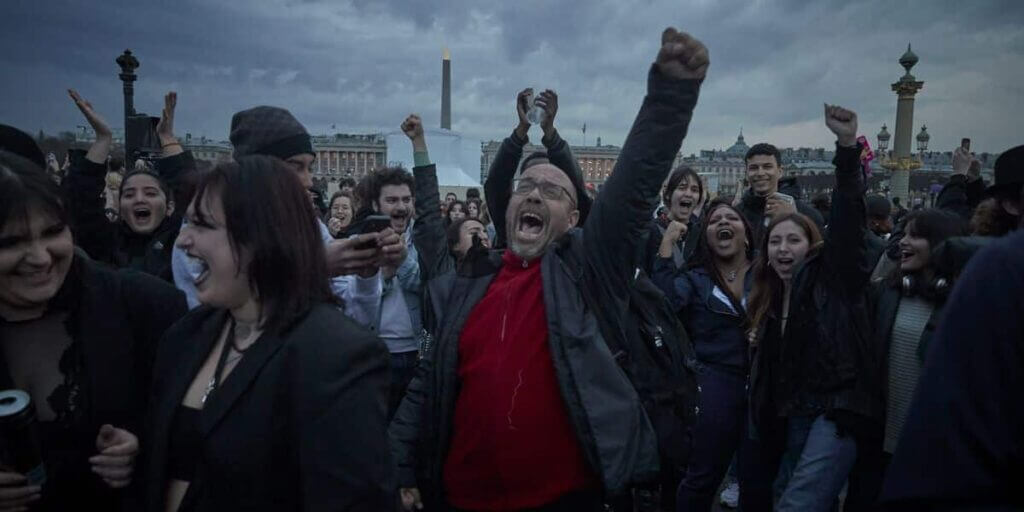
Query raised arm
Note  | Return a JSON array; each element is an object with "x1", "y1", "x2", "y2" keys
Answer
[
  {"x1": 151, "y1": 92, "x2": 197, "y2": 217},
  {"x1": 403, "y1": 114, "x2": 453, "y2": 282},
  {"x1": 65, "y1": 89, "x2": 116, "y2": 261},
  {"x1": 583, "y1": 28, "x2": 707, "y2": 288},
  {"x1": 822, "y1": 104, "x2": 870, "y2": 294}
]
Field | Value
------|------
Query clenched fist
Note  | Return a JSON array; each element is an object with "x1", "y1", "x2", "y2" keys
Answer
[{"x1": 655, "y1": 28, "x2": 710, "y2": 81}]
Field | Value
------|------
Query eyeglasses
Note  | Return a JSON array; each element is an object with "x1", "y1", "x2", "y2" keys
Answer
[{"x1": 512, "y1": 178, "x2": 576, "y2": 205}]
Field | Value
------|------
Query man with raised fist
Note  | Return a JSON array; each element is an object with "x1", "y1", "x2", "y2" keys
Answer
[{"x1": 389, "y1": 27, "x2": 709, "y2": 511}]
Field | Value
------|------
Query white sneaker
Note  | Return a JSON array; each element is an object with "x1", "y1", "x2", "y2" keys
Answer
[{"x1": 719, "y1": 482, "x2": 739, "y2": 508}]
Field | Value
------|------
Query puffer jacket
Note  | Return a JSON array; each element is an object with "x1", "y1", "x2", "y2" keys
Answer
[
  {"x1": 749, "y1": 143, "x2": 882, "y2": 440},
  {"x1": 389, "y1": 67, "x2": 702, "y2": 507}
]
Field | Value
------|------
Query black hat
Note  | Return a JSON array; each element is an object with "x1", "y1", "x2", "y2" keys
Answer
[
  {"x1": 0, "y1": 124, "x2": 46, "y2": 169},
  {"x1": 986, "y1": 145, "x2": 1024, "y2": 198},
  {"x1": 229, "y1": 106, "x2": 314, "y2": 161}
]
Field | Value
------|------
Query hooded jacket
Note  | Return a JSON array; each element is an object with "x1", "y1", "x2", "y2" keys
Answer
[{"x1": 389, "y1": 67, "x2": 702, "y2": 507}]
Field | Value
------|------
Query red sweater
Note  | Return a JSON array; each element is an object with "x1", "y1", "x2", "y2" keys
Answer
[{"x1": 442, "y1": 250, "x2": 595, "y2": 510}]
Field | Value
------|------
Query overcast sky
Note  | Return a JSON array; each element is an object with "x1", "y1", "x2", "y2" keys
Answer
[{"x1": 2, "y1": 0, "x2": 1022, "y2": 155}]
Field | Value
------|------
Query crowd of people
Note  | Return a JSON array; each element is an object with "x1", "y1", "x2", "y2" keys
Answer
[{"x1": 0, "y1": 26, "x2": 1021, "y2": 512}]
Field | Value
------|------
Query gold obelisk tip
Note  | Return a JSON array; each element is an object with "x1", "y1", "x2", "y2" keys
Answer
[{"x1": 443, "y1": 47, "x2": 450, "y2": 60}]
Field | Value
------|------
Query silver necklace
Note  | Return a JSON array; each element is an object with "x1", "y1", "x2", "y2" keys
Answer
[{"x1": 725, "y1": 269, "x2": 738, "y2": 282}]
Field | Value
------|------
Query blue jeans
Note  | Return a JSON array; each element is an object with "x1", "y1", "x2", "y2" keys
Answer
[
  {"x1": 775, "y1": 415, "x2": 857, "y2": 512},
  {"x1": 675, "y1": 365, "x2": 756, "y2": 512}
]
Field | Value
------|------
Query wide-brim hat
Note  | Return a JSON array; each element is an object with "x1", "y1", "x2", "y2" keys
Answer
[{"x1": 986, "y1": 144, "x2": 1024, "y2": 198}]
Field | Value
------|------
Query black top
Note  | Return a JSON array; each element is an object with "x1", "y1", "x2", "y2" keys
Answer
[{"x1": 166, "y1": 406, "x2": 201, "y2": 482}]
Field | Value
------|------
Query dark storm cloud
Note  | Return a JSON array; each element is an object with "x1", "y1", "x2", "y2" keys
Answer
[{"x1": 2, "y1": 0, "x2": 1021, "y2": 155}]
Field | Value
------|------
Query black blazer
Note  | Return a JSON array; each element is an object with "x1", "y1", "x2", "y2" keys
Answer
[{"x1": 142, "y1": 304, "x2": 394, "y2": 511}]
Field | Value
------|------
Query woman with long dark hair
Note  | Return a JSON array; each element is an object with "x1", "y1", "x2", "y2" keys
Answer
[
  {"x1": 844, "y1": 209, "x2": 969, "y2": 508},
  {"x1": 744, "y1": 105, "x2": 878, "y2": 511},
  {"x1": 652, "y1": 199, "x2": 755, "y2": 511},
  {"x1": 143, "y1": 156, "x2": 393, "y2": 511},
  {"x1": 0, "y1": 147, "x2": 187, "y2": 511}
]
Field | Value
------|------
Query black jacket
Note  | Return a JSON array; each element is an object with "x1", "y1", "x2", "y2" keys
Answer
[
  {"x1": 389, "y1": 67, "x2": 702, "y2": 506},
  {"x1": 65, "y1": 151, "x2": 196, "y2": 282},
  {"x1": 484, "y1": 128, "x2": 585, "y2": 249},
  {"x1": 142, "y1": 304, "x2": 394, "y2": 512},
  {"x1": 934, "y1": 173, "x2": 986, "y2": 222},
  {"x1": 750, "y1": 144, "x2": 882, "y2": 439},
  {"x1": 640, "y1": 215, "x2": 701, "y2": 277},
  {"x1": 0, "y1": 252, "x2": 187, "y2": 511},
  {"x1": 738, "y1": 176, "x2": 825, "y2": 246},
  {"x1": 880, "y1": 229, "x2": 1024, "y2": 510}
]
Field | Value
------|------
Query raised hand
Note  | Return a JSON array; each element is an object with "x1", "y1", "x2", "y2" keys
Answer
[
  {"x1": 90, "y1": 424, "x2": 138, "y2": 489},
  {"x1": 951, "y1": 146, "x2": 972, "y2": 175},
  {"x1": 824, "y1": 104, "x2": 858, "y2": 147},
  {"x1": 655, "y1": 28, "x2": 710, "y2": 81},
  {"x1": 157, "y1": 92, "x2": 184, "y2": 156},
  {"x1": 68, "y1": 89, "x2": 113, "y2": 139},
  {"x1": 401, "y1": 114, "x2": 426, "y2": 152},
  {"x1": 515, "y1": 88, "x2": 533, "y2": 139},
  {"x1": 536, "y1": 89, "x2": 558, "y2": 137},
  {"x1": 156, "y1": 92, "x2": 177, "y2": 142}
]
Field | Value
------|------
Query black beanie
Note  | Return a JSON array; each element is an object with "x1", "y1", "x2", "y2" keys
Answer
[
  {"x1": 229, "y1": 106, "x2": 314, "y2": 161},
  {"x1": 0, "y1": 124, "x2": 46, "y2": 169}
]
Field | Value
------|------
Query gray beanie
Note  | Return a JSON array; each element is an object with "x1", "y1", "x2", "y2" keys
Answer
[{"x1": 229, "y1": 106, "x2": 314, "y2": 161}]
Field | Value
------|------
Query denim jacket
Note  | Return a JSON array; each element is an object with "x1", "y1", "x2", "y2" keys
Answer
[{"x1": 653, "y1": 263, "x2": 752, "y2": 374}]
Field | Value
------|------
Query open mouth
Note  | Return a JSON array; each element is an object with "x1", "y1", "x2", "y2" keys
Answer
[
  {"x1": 774, "y1": 257, "x2": 794, "y2": 267},
  {"x1": 679, "y1": 199, "x2": 694, "y2": 209},
  {"x1": 15, "y1": 266, "x2": 53, "y2": 284},
  {"x1": 185, "y1": 253, "x2": 211, "y2": 286},
  {"x1": 517, "y1": 211, "x2": 545, "y2": 238},
  {"x1": 132, "y1": 206, "x2": 152, "y2": 223},
  {"x1": 716, "y1": 228, "x2": 735, "y2": 241},
  {"x1": 900, "y1": 250, "x2": 915, "y2": 261}
]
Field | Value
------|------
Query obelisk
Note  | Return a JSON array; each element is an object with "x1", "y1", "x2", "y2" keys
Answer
[{"x1": 441, "y1": 48, "x2": 451, "y2": 130}]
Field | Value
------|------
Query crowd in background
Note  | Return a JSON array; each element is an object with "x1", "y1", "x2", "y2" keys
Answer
[{"x1": 1, "y1": 25, "x2": 1022, "y2": 512}]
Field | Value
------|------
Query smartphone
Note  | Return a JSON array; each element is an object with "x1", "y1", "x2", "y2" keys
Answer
[
  {"x1": 961, "y1": 138, "x2": 971, "y2": 153},
  {"x1": 350, "y1": 215, "x2": 393, "y2": 250}
]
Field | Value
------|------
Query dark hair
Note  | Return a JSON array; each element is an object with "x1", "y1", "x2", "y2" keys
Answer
[
  {"x1": 329, "y1": 190, "x2": 354, "y2": 210},
  {"x1": 747, "y1": 212, "x2": 824, "y2": 333},
  {"x1": 358, "y1": 166, "x2": 415, "y2": 209},
  {"x1": 447, "y1": 200, "x2": 467, "y2": 222},
  {"x1": 520, "y1": 151, "x2": 550, "y2": 172},
  {"x1": 687, "y1": 199, "x2": 756, "y2": 310},
  {"x1": 970, "y1": 198, "x2": 1015, "y2": 236},
  {"x1": 446, "y1": 217, "x2": 487, "y2": 259},
  {"x1": 467, "y1": 197, "x2": 482, "y2": 215},
  {"x1": 0, "y1": 150, "x2": 68, "y2": 236},
  {"x1": 892, "y1": 197, "x2": 902, "y2": 205},
  {"x1": 108, "y1": 156, "x2": 125, "y2": 173},
  {"x1": 903, "y1": 209, "x2": 969, "y2": 256},
  {"x1": 745, "y1": 143, "x2": 781, "y2": 167},
  {"x1": 190, "y1": 155, "x2": 333, "y2": 334},
  {"x1": 338, "y1": 177, "x2": 356, "y2": 190},
  {"x1": 445, "y1": 192, "x2": 458, "y2": 199},
  {"x1": 466, "y1": 187, "x2": 481, "y2": 200},
  {"x1": 120, "y1": 169, "x2": 174, "y2": 204},
  {"x1": 662, "y1": 165, "x2": 704, "y2": 208}
]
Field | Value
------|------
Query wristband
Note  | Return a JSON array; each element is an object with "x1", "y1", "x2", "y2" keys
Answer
[{"x1": 161, "y1": 140, "x2": 182, "y2": 148}]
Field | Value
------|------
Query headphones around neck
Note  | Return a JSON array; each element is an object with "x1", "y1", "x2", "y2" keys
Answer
[{"x1": 900, "y1": 274, "x2": 950, "y2": 299}]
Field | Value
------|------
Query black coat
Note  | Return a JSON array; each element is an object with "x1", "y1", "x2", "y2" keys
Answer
[
  {"x1": 389, "y1": 67, "x2": 702, "y2": 506},
  {"x1": 750, "y1": 144, "x2": 882, "y2": 439},
  {"x1": 141, "y1": 304, "x2": 394, "y2": 512},
  {"x1": 737, "y1": 176, "x2": 825, "y2": 246},
  {"x1": 0, "y1": 252, "x2": 187, "y2": 511},
  {"x1": 64, "y1": 151, "x2": 195, "y2": 282}
]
